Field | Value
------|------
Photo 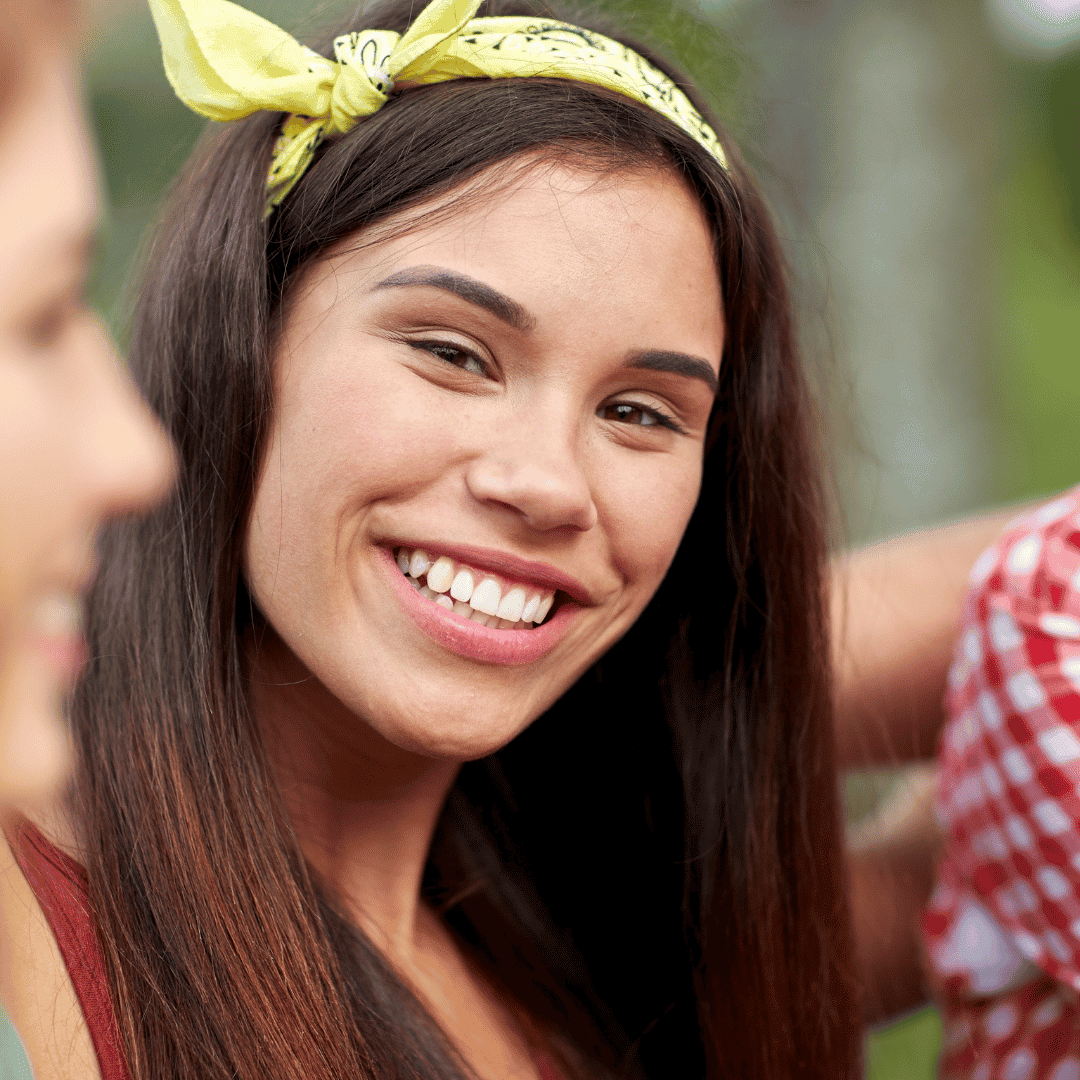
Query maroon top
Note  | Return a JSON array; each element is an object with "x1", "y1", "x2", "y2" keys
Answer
[
  {"x1": 11, "y1": 820, "x2": 130, "y2": 1080},
  {"x1": 13, "y1": 820, "x2": 565, "y2": 1080}
]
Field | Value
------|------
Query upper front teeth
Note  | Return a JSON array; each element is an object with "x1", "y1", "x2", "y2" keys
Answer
[
  {"x1": 450, "y1": 568, "x2": 475, "y2": 603},
  {"x1": 469, "y1": 577, "x2": 500, "y2": 616},
  {"x1": 31, "y1": 592, "x2": 83, "y2": 636},
  {"x1": 496, "y1": 586, "x2": 525, "y2": 622},
  {"x1": 395, "y1": 548, "x2": 557, "y2": 627},
  {"x1": 426, "y1": 556, "x2": 454, "y2": 593}
]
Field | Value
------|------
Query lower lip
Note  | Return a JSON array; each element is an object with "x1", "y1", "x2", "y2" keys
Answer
[
  {"x1": 35, "y1": 634, "x2": 87, "y2": 681},
  {"x1": 377, "y1": 547, "x2": 579, "y2": 665}
]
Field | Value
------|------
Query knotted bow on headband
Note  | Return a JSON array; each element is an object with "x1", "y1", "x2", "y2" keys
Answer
[{"x1": 147, "y1": 0, "x2": 728, "y2": 214}]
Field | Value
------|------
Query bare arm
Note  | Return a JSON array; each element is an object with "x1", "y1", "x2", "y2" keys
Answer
[
  {"x1": 845, "y1": 767, "x2": 940, "y2": 1023},
  {"x1": 833, "y1": 504, "x2": 1037, "y2": 1022},
  {"x1": 833, "y1": 508, "x2": 1026, "y2": 769}
]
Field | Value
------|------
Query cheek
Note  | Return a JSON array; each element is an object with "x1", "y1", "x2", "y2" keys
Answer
[
  {"x1": 600, "y1": 452, "x2": 703, "y2": 603},
  {"x1": 0, "y1": 363, "x2": 71, "y2": 623},
  {"x1": 244, "y1": 361, "x2": 461, "y2": 605}
]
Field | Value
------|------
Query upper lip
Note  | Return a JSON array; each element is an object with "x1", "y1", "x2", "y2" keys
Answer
[{"x1": 388, "y1": 541, "x2": 596, "y2": 605}]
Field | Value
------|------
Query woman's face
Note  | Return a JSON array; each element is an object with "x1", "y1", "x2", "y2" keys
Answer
[
  {"x1": 0, "y1": 23, "x2": 174, "y2": 804},
  {"x1": 246, "y1": 161, "x2": 723, "y2": 760}
]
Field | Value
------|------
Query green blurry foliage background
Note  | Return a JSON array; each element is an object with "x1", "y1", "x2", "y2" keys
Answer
[{"x1": 85, "y1": 1, "x2": 1080, "y2": 1076}]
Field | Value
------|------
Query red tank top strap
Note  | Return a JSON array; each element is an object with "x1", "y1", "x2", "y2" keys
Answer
[{"x1": 10, "y1": 819, "x2": 130, "y2": 1080}]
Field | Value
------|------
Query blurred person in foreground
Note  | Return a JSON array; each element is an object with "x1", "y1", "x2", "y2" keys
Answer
[{"x1": 0, "y1": 0, "x2": 174, "y2": 1073}]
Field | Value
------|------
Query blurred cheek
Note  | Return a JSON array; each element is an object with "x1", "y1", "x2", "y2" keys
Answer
[
  {"x1": 266, "y1": 355, "x2": 454, "y2": 517},
  {"x1": 0, "y1": 367, "x2": 70, "y2": 633},
  {"x1": 607, "y1": 457, "x2": 703, "y2": 603},
  {"x1": 0, "y1": 368, "x2": 73, "y2": 806}
]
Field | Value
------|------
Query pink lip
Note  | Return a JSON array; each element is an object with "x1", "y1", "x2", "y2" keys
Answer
[
  {"x1": 390, "y1": 541, "x2": 595, "y2": 605},
  {"x1": 35, "y1": 634, "x2": 88, "y2": 681},
  {"x1": 377, "y1": 547, "x2": 580, "y2": 665}
]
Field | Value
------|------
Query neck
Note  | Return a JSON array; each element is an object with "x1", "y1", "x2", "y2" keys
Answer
[{"x1": 245, "y1": 626, "x2": 459, "y2": 961}]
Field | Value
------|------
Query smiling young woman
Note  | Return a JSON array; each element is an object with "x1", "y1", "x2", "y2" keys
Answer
[
  {"x1": 246, "y1": 164, "x2": 723, "y2": 763},
  {"x1": 6, "y1": 0, "x2": 861, "y2": 1077}
]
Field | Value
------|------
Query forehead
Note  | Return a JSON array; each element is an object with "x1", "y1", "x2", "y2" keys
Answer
[
  {"x1": 0, "y1": 0, "x2": 78, "y2": 92},
  {"x1": 0, "y1": 26, "x2": 96, "y2": 299},
  {"x1": 358, "y1": 157, "x2": 714, "y2": 263},
  {"x1": 307, "y1": 160, "x2": 724, "y2": 355}
]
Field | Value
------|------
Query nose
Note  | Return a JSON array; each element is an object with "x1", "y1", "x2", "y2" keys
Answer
[
  {"x1": 76, "y1": 320, "x2": 176, "y2": 522},
  {"x1": 465, "y1": 424, "x2": 598, "y2": 534}
]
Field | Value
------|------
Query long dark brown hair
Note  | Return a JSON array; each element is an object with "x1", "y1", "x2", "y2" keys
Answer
[{"x1": 71, "y1": 1, "x2": 859, "y2": 1077}]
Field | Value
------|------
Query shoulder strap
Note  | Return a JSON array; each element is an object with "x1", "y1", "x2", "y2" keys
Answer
[{"x1": 11, "y1": 822, "x2": 130, "y2": 1080}]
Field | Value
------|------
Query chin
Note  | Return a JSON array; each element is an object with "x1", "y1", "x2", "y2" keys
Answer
[
  {"x1": 371, "y1": 700, "x2": 537, "y2": 762},
  {"x1": 0, "y1": 659, "x2": 71, "y2": 806}
]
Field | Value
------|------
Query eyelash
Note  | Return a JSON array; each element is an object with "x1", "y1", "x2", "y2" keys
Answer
[
  {"x1": 413, "y1": 340, "x2": 489, "y2": 377},
  {"x1": 412, "y1": 339, "x2": 683, "y2": 433},
  {"x1": 598, "y1": 401, "x2": 683, "y2": 433}
]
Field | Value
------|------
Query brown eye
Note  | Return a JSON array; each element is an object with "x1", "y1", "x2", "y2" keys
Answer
[
  {"x1": 415, "y1": 341, "x2": 489, "y2": 377},
  {"x1": 604, "y1": 403, "x2": 656, "y2": 426},
  {"x1": 599, "y1": 401, "x2": 679, "y2": 431}
]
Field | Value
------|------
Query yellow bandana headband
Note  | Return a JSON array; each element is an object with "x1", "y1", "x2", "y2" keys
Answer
[{"x1": 147, "y1": 0, "x2": 728, "y2": 214}]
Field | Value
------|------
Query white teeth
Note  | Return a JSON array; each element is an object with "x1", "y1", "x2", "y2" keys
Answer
[
  {"x1": 470, "y1": 578, "x2": 501, "y2": 617},
  {"x1": 426, "y1": 556, "x2": 455, "y2": 593},
  {"x1": 396, "y1": 546, "x2": 558, "y2": 630},
  {"x1": 520, "y1": 593, "x2": 541, "y2": 623},
  {"x1": 534, "y1": 594, "x2": 554, "y2": 624},
  {"x1": 496, "y1": 586, "x2": 525, "y2": 623},
  {"x1": 449, "y1": 568, "x2": 475, "y2": 603},
  {"x1": 32, "y1": 593, "x2": 82, "y2": 636}
]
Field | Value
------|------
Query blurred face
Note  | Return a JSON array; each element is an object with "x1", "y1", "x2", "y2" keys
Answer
[
  {"x1": 0, "y1": 24, "x2": 173, "y2": 805},
  {"x1": 245, "y1": 162, "x2": 723, "y2": 761}
]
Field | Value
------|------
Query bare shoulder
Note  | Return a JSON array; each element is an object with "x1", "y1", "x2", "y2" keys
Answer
[{"x1": 0, "y1": 831, "x2": 99, "y2": 1080}]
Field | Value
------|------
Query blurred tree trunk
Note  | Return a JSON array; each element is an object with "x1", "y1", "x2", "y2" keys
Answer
[{"x1": 730, "y1": 0, "x2": 1005, "y2": 544}]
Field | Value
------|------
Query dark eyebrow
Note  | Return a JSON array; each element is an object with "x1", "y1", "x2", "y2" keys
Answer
[
  {"x1": 626, "y1": 349, "x2": 719, "y2": 395},
  {"x1": 372, "y1": 266, "x2": 536, "y2": 332}
]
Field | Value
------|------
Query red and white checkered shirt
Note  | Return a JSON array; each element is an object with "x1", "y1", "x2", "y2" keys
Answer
[{"x1": 925, "y1": 488, "x2": 1080, "y2": 1080}]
